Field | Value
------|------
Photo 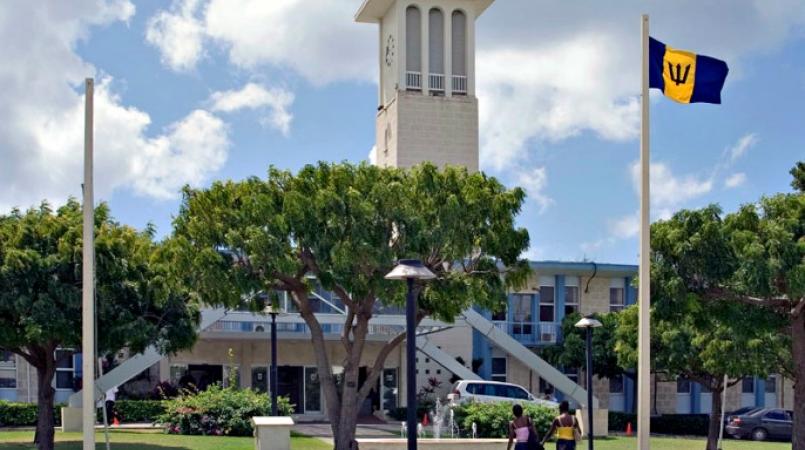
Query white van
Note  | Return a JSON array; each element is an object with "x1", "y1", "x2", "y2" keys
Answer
[{"x1": 447, "y1": 380, "x2": 558, "y2": 408}]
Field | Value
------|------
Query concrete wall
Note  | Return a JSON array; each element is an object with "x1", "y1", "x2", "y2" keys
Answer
[{"x1": 416, "y1": 325, "x2": 473, "y2": 398}]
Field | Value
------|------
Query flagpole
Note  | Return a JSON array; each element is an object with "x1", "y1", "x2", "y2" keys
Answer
[
  {"x1": 637, "y1": 14, "x2": 652, "y2": 450},
  {"x1": 82, "y1": 78, "x2": 96, "y2": 450}
]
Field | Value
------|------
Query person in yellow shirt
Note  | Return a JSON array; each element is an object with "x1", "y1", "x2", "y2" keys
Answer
[{"x1": 541, "y1": 401, "x2": 580, "y2": 450}]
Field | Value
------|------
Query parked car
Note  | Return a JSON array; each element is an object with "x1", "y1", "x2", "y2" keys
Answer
[
  {"x1": 725, "y1": 408, "x2": 793, "y2": 441},
  {"x1": 723, "y1": 406, "x2": 760, "y2": 425},
  {"x1": 447, "y1": 380, "x2": 558, "y2": 407}
]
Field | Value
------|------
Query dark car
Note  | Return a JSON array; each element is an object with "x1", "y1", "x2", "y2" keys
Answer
[
  {"x1": 723, "y1": 406, "x2": 760, "y2": 425},
  {"x1": 725, "y1": 408, "x2": 793, "y2": 441}
]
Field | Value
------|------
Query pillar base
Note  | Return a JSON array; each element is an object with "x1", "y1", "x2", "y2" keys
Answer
[
  {"x1": 61, "y1": 407, "x2": 83, "y2": 432},
  {"x1": 576, "y1": 408, "x2": 609, "y2": 438}
]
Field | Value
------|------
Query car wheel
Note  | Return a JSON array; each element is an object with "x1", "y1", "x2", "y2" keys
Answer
[{"x1": 751, "y1": 428, "x2": 768, "y2": 441}]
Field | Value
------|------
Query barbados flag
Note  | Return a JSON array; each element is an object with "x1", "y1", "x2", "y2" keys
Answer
[{"x1": 649, "y1": 37, "x2": 728, "y2": 104}]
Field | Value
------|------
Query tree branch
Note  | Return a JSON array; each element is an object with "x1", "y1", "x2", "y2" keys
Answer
[
  {"x1": 358, "y1": 313, "x2": 426, "y2": 400},
  {"x1": 703, "y1": 288, "x2": 792, "y2": 313}
]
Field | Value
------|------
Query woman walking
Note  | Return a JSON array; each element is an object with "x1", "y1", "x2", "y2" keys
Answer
[
  {"x1": 507, "y1": 404, "x2": 540, "y2": 450},
  {"x1": 541, "y1": 401, "x2": 580, "y2": 450}
]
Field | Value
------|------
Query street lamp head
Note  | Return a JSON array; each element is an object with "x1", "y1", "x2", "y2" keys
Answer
[
  {"x1": 384, "y1": 259, "x2": 436, "y2": 281},
  {"x1": 575, "y1": 316, "x2": 603, "y2": 329},
  {"x1": 264, "y1": 302, "x2": 285, "y2": 316}
]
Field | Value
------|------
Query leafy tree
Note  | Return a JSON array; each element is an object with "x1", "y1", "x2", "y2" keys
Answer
[
  {"x1": 0, "y1": 201, "x2": 199, "y2": 450},
  {"x1": 171, "y1": 162, "x2": 530, "y2": 449},
  {"x1": 544, "y1": 312, "x2": 627, "y2": 380},
  {"x1": 615, "y1": 205, "x2": 791, "y2": 450}
]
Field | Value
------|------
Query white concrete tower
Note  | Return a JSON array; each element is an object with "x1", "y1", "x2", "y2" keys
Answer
[{"x1": 356, "y1": 0, "x2": 494, "y2": 172}]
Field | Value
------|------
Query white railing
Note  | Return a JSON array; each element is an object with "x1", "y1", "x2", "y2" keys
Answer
[
  {"x1": 539, "y1": 322, "x2": 559, "y2": 344},
  {"x1": 406, "y1": 71, "x2": 422, "y2": 90},
  {"x1": 452, "y1": 75, "x2": 467, "y2": 94},
  {"x1": 429, "y1": 73, "x2": 445, "y2": 92}
]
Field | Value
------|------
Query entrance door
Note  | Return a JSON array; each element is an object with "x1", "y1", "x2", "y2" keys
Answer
[
  {"x1": 358, "y1": 367, "x2": 380, "y2": 416},
  {"x1": 676, "y1": 379, "x2": 691, "y2": 413},
  {"x1": 740, "y1": 378, "x2": 755, "y2": 408},
  {"x1": 381, "y1": 368, "x2": 398, "y2": 411},
  {"x1": 304, "y1": 367, "x2": 322, "y2": 414},
  {"x1": 187, "y1": 364, "x2": 223, "y2": 391},
  {"x1": 278, "y1": 366, "x2": 303, "y2": 412},
  {"x1": 252, "y1": 367, "x2": 268, "y2": 393},
  {"x1": 764, "y1": 376, "x2": 778, "y2": 408}
]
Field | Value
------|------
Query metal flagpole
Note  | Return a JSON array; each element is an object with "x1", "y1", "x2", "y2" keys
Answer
[
  {"x1": 638, "y1": 14, "x2": 652, "y2": 450},
  {"x1": 82, "y1": 78, "x2": 96, "y2": 450}
]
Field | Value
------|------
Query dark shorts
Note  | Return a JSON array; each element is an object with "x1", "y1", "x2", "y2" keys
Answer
[
  {"x1": 556, "y1": 439, "x2": 576, "y2": 450},
  {"x1": 514, "y1": 442, "x2": 530, "y2": 450}
]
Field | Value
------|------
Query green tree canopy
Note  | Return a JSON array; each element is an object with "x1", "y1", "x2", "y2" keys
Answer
[
  {"x1": 0, "y1": 200, "x2": 199, "y2": 450},
  {"x1": 171, "y1": 162, "x2": 531, "y2": 449},
  {"x1": 544, "y1": 311, "x2": 626, "y2": 380}
]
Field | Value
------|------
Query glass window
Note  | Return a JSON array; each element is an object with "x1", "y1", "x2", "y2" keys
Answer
[
  {"x1": 428, "y1": 9, "x2": 444, "y2": 75},
  {"x1": 491, "y1": 306, "x2": 507, "y2": 322},
  {"x1": 609, "y1": 288, "x2": 625, "y2": 312},
  {"x1": 609, "y1": 375, "x2": 624, "y2": 394},
  {"x1": 466, "y1": 383, "x2": 482, "y2": 394},
  {"x1": 55, "y1": 350, "x2": 74, "y2": 369},
  {"x1": 765, "y1": 377, "x2": 777, "y2": 393},
  {"x1": 451, "y1": 11, "x2": 466, "y2": 77},
  {"x1": 742, "y1": 378, "x2": 754, "y2": 393},
  {"x1": 491, "y1": 358, "x2": 507, "y2": 375},
  {"x1": 764, "y1": 410, "x2": 787, "y2": 421},
  {"x1": 512, "y1": 294, "x2": 532, "y2": 334},
  {"x1": 565, "y1": 286, "x2": 579, "y2": 315},
  {"x1": 676, "y1": 379, "x2": 691, "y2": 394},
  {"x1": 0, "y1": 352, "x2": 15, "y2": 389},
  {"x1": 251, "y1": 367, "x2": 268, "y2": 393},
  {"x1": 700, "y1": 383, "x2": 712, "y2": 393},
  {"x1": 507, "y1": 386, "x2": 529, "y2": 400},
  {"x1": 55, "y1": 350, "x2": 75, "y2": 390},
  {"x1": 539, "y1": 286, "x2": 555, "y2": 322},
  {"x1": 304, "y1": 367, "x2": 321, "y2": 413}
]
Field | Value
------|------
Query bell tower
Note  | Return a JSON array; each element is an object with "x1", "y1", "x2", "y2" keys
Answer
[{"x1": 356, "y1": 0, "x2": 494, "y2": 172}]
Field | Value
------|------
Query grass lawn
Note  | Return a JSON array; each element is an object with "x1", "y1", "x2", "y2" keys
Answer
[
  {"x1": 0, "y1": 431, "x2": 792, "y2": 450},
  {"x1": 587, "y1": 436, "x2": 791, "y2": 450},
  {"x1": 0, "y1": 430, "x2": 329, "y2": 450}
]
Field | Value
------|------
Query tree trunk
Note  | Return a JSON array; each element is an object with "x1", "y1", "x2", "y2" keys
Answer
[
  {"x1": 793, "y1": 309, "x2": 805, "y2": 450},
  {"x1": 34, "y1": 361, "x2": 57, "y2": 450},
  {"x1": 705, "y1": 384, "x2": 724, "y2": 450}
]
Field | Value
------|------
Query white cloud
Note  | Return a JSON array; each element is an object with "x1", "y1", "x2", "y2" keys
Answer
[
  {"x1": 0, "y1": 1, "x2": 229, "y2": 211},
  {"x1": 146, "y1": 0, "x2": 375, "y2": 85},
  {"x1": 145, "y1": 0, "x2": 205, "y2": 71},
  {"x1": 727, "y1": 133, "x2": 758, "y2": 162},
  {"x1": 610, "y1": 212, "x2": 640, "y2": 240},
  {"x1": 631, "y1": 161, "x2": 713, "y2": 210},
  {"x1": 516, "y1": 167, "x2": 554, "y2": 214},
  {"x1": 725, "y1": 172, "x2": 747, "y2": 189},
  {"x1": 208, "y1": 83, "x2": 294, "y2": 135}
]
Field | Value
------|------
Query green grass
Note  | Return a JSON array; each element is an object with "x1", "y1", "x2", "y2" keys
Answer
[
  {"x1": 585, "y1": 436, "x2": 790, "y2": 450},
  {"x1": 0, "y1": 430, "x2": 329, "y2": 450},
  {"x1": 0, "y1": 432, "x2": 792, "y2": 450}
]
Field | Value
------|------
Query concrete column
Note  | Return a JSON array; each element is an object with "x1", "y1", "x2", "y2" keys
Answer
[
  {"x1": 421, "y1": 7, "x2": 429, "y2": 96},
  {"x1": 467, "y1": 12, "x2": 476, "y2": 96},
  {"x1": 444, "y1": 7, "x2": 452, "y2": 97}
]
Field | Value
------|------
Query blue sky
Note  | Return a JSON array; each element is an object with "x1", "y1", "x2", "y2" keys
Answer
[{"x1": 1, "y1": 0, "x2": 803, "y2": 265}]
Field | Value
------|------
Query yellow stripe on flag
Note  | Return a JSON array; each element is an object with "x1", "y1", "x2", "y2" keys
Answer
[{"x1": 662, "y1": 47, "x2": 697, "y2": 104}]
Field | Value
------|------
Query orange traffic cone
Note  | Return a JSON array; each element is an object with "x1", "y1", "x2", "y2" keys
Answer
[
  {"x1": 626, "y1": 422, "x2": 633, "y2": 436},
  {"x1": 422, "y1": 413, "x2": 429, "y2": 426},
  {"x1": 113, "y1": 417, "x2": 120, "y2": 427}
]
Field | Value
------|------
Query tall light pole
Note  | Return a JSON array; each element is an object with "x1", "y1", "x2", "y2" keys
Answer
[
  {"x1": 575, "y1": 316, "x2": 603, "y2": 450},
  {"x1": 266, "y1": 303, "x2": 283, "y2": 416},
  {"x1": 385, "y1": 259, "x2": 436, "y2": 450}
]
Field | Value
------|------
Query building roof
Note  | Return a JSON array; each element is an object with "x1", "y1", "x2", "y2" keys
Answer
[
  {"x1": 355, "y1": 0, "x2": 495, "y2": 23},
  {"x1": 529, "y1": 261, "x2": 637, "y2": 277}
]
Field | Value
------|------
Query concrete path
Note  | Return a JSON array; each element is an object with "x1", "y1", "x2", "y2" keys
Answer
[{"x1": 293, "y1": 422, "x2": 400, "y2": 444}]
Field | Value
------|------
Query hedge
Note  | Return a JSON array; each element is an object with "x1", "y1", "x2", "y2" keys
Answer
[
  {"x1": 452, "y1": 401, "x2": 557, "y2": 439},
  {"x1": 0, "y1": 401, "x2": 63, "y2": 427},
  {"x1": 608, "y1": 411, "x2": 709, "y2": 436}
]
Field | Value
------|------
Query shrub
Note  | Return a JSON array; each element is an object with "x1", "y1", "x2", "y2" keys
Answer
[
  {"x1": 609, "y1": 411, "x2": 636, "y2": 432},
  {"x1": 452, "y1": 401, "x2": 557, "y2": 438},
  {"x1": 96, "y1": 400, "x2": 166, "y2": 423},
  {"x1": 157, "y1": 385, "x2": 294, "y2": 436},
  {"x1": 0, "y1": 401, "x2": 63, "y2": 427}
]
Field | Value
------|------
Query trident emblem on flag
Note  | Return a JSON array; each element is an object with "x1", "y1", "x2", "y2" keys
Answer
[{"x1": 668, "y1": 62, "x2": 691, "y2": 86}]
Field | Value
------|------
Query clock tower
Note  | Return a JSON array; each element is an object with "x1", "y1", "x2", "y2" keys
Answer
[{"x1": 356, "y1": 0, "x2": 495, "y2": 172}]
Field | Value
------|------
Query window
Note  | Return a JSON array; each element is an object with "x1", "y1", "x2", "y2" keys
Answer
[
  {"x1": 676, "y1": 378, "x2": 691, "y2": 394},
  {"x1": 511, "y1": 294, "x2": 533, "y2": 334},
  {"x1": 742, "y1": 377, "x2": 755, "y2": 393},
  {"x1": 610, "y1": 278, "x2": 625, "y2": 312},
  {"x1": 765, "y1": 376, "x2": 777, "y2": 393},
  {"x1": 609, "y1": 375, "x2": 624, "y2": 394},
  {"x1": 505, "y1": 385, "x2": 529, "y2": 400},
  {"x1": 451, "y1": 10, "x2": 467, "y2": 94},
  {"x1": 251, "y1": 367, "x2": 268, "y2": 393},
  {"x1": 428, "y1": 8, "x2": 445, "y2": 90},
  {"x1": 170, "y1": 365, "x2": 188, "y2": 384},
  {"x1": 491, "y1": 306, "x2": 507, "y2": 322},
  {"x1": 764, "y1": 410, "x2": 788, "y2": 421},
  {"x1": 405, "y1": 6, "x2": 421, "y2": 77},
  {"x1": 491, "y1": 358, "x2": 507, "y2": 383},
  {"x1": 0, "y1": 351, "x2": 15, "y2": 389},
  {"x1": 466, "y1": 383, "x2": 482, "y2": 395},
  {"x1": 539, "y1": 286, "x2": 555, "y2": 322},
  {"x1": 55, "y1": 350, "x2": 75, "y2": 390},
  {"x1": 565, "y1": 276, "x2": 580, "y2": 315}
]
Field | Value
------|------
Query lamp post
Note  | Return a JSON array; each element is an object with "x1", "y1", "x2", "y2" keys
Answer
[
  {"x1": 265, "y1": 303, "x2": 284, "y2": 416},
  {"x1": 575, "y1": 315, "x2": 603, "y2": 450},
  {"x1": 385, "y1": 259, "x2": 436, "y2": 450}
]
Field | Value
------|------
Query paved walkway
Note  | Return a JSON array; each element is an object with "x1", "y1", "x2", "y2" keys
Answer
[{"x1": 293, "y1": 422, "x2": 400, "y2": 439}]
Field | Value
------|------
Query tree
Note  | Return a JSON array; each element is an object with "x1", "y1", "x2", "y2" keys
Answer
[
  {"x1": 544, "y1": 312, "x2": 627, "y2": 379},
  {"x1": 0, "y1": 201, "x2": 199, "y2": 450},
  {"x1": 171, "y1": 162, "x2": 530, "y2": 449},
  {"x1": 615, "y1": 205, "x2": 791, "y2": 450}
]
